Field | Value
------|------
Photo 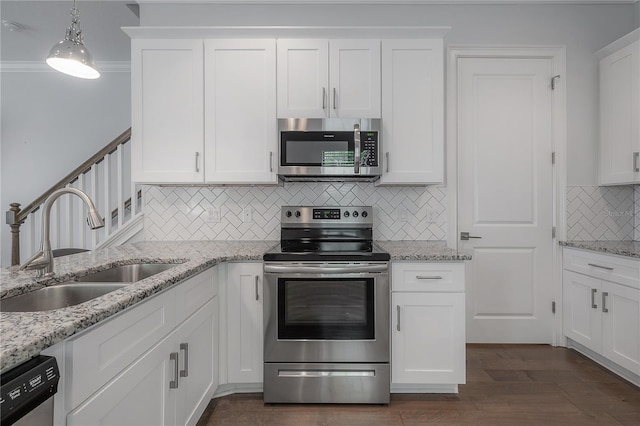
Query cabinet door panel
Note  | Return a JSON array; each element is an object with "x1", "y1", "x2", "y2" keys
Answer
[
  {"x1": 132, "y1": 39, "x2": 204, "y2": 183},
  {"x1": 392, "y1": 292, "x2": 465, "y2": 384},
  {"x1": 563, "y1": 271, "x2": 602, "y2": 353},
  {"x1": 602, "y1": 282, "x2": 640, "y2": 374},
  {"x1": 329, "y1": 40, "x2": 381, "y2": 118},
  {"x1": 277, "y1": 39, "x2": 328, "y2": 118},
  {"x1": 204, "y1": 39, "x2": 277, "y2": 183}
]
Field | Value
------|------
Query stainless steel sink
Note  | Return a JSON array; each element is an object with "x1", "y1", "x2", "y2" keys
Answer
[
  {"x1": 0, "y1": 283, "x2": 130, "y2": 312},
  {"x1": 72, "y1": 263, "x2": 179, "y2": 283}
]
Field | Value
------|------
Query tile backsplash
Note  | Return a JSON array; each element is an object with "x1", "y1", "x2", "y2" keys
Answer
[
  {"x1": 144, "y1": 183, "x2": 447, "y2": 241},
  {"x1": 567, "y1": 185, "x2": 635, "y2": 240}
]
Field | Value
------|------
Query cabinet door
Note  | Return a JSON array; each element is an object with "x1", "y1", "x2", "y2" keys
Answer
[
  {"x1": 391, "y1": 292, "x2": 465, "y2": 384},
  {"x1": 601, "y1": 281, "x2": 640, "y2": 374},
  {"x1": 563, "y1": 271, "x2": 602, "y2": 353},
  {"x1": 176, "y1": 298, "x2": 218, "y2": 426},
  {"x1": 67, "y1": 334, "x2": 177, "y2": 426},
  {"x1": 599, "y1": 40, "x2": 640, "y2": 185},
  {"x1": 204, "y1": 39, "x2": 278, "y2": 184},
  {"x1": 277, "y1": 39, "x2": 328, "y2": 118},
  {"x1": 131, "y1": 39, "x2": 204, "y2": 183},
  {"x1": 226, "y1": 263, "x2": 264, "y2": 383},
  {"x1": 329, "y1": 40, "x2": 381, "y2": 118},
  {"x1": 379, "y1": 39, "x2": 444, "y2": 184}
]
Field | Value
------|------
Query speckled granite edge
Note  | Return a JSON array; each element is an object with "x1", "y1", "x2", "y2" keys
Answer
[
  {"x1": 559, "y1": 241, "x2": 640, "y2": 259},
  {"x1": 0, "y1": 240, "x2": 276, "y2": 373},
  {"x1": 376, "y1": 240, "x2": 472, "y2": 261}
]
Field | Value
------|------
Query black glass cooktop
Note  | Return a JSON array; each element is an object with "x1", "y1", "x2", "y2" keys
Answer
[{"x1": 263, "y1": 242, "x2": 390, "y2": 262}]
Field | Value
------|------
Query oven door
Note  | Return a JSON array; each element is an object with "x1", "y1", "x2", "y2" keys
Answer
[{"x1": 263, "y1": 262, "x2": 389, "y2": 364}]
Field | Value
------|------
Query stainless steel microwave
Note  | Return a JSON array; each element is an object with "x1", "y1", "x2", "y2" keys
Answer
[{"x1": 278, "y1": 125, "x2": 380, "y2": 180}]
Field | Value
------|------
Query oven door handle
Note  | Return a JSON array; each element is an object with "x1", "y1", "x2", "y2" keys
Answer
[{"x1": 263, "y1": 264, "x2": 388, "y2": 274}]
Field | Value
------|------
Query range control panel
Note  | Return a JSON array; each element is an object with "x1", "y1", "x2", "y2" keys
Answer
[{"x1": 282, "y1": 206, "x2": 373, "y2": 227}]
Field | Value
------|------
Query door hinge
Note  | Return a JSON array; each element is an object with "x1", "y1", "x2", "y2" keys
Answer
[
  {"x1": 551, "y1": 75, "x2": 561, "y2": 91},
  {"x1": 552, "y1": 301, "x2": 556, "y2": 314},
  {"x1": 551, "y1": 152, "x2": 556, "y2": 165},
  {"x1": 552, "y1": 227, "x2": 556, "y2": 238}
]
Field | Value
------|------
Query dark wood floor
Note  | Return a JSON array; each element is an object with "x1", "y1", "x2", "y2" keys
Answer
[{"x1": 196, "y1": 345, "x2": 640, "y2": 425}]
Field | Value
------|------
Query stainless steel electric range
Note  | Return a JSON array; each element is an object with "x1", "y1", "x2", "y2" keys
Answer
[{"x1": 263, "y1": 206, "x2": 390, "y2": 404}]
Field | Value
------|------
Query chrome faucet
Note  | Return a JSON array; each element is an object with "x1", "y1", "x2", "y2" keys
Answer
[{"x1": 20, "y1": 188, "x2": 105, "y2": 277}]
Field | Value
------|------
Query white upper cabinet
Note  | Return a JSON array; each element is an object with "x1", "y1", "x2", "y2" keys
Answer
[
  {"x1": 204, "y1": 39, "x2": 278, "y2": 184},
  {"x1": 277, "y1": 39, "x2": 381, "y2": 118},
  {"x1": 378, "y1": 39, "x2": 444, "y2": 185},
  {"x1": 131, "y1": 39, "x2": 204, "y2": 183},
  {"x1": 599, "y1": 30, "x2": 640, "y2": 185}
]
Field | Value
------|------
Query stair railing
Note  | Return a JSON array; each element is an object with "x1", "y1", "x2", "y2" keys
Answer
[{"x1": 6, "y1": 128, "x2": 141, "y2": 266}]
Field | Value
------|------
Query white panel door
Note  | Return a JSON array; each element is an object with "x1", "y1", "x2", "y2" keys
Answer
[
  {"x1": 277, "y1": 39, "x2": 328, "y2": 118},
  {"x1": 599, "y1": 40, "x2": 640, "y2": 185},
  {"x1": 131, "y1": 39, "x2": 204, "y2": 183},
  {"x1": 563, "y1": 270, "x2": 603, "y2": 353},
  {"x1": 379, "y1": 39, "x2": 444, "y2": 184},
  {"x1": 226, "y1": 263, "x2": 264, "y2": 383},
  {"x1": 329, "y1": 40, "x2": 381, "y2": 118},
  {"x1": 601, "y1": 281, "x2": 640, "y2": 374},
  {"x1": 458, "y1": 56, "x2": 555, "y2": 343},
  {"x1": 204, "y1": 39, "x2": 278, "y2": 184},
  {"x1": 392, "y1": 292, "x2": 465, "y2": 384}
]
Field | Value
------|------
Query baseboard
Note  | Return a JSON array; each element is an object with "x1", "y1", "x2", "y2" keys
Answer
[
  {"x1": 566, "y1": 339, "x2": 640, "y2": 387},
  {"x1": 95, "y1": 214, "x2": 144, "y2": 249},
  {"x1": 213, "y1": 383, "x2": 264, "y2": 399}
]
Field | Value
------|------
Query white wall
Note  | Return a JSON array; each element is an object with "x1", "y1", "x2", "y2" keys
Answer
[{"x1": 140, "y1": 3, "x2": 637, "y2": 186}]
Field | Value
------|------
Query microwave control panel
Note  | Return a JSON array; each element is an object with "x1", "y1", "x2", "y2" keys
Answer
[{"x1": 361, "y1": 132, "x2": 378, "y2": 166}]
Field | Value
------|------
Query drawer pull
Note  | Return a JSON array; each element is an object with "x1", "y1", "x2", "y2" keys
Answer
[
  {"x1": 169, "y1": 352, "x2": 179, "y2": 389},
  {"x1": 255, "y1": 275, "x2": 260, "y2": 301},
  {"x1": 396, "y1": 305, "x2": 401, "y2": 332},
  {"x1": 180, "y1": 343, "x2": 189, "y2": 378},
  {"x1": 587, "y1": 263, "x2": 614, "y2": 271},
  {"x1": 591, "y1": 288, "x2": 598, "y2": 309},
  {"x1": 602, "y1": 292, "x2": 609, "y2": 313},
  {"x1": 416, "y1": 276, "x2": 443, "y2": 280}
]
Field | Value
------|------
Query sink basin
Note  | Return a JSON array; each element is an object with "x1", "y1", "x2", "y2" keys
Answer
[
  {"x1": 0, "y1": 283, "x2": 130, "y2": 312},
  {"x1": 72, "y1": 263, "x2": 179, "y2": 283}
]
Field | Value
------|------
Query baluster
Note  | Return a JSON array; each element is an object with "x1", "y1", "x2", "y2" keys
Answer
[
  {"x1": 77, "y1": 173, "x2": 87, "y2": 248},
  {"x1": 90, "y1": 164, "x2": 100, "y2": 246},
  {"x1": 65, "y1": 183, "x2": 73, "y2": 248},
  {"x1": 116, "y1": 144, "x2": 124, "y2": 229},
  {"x1": 103, "y1": 153, "x2": 112, "y2": 239}
]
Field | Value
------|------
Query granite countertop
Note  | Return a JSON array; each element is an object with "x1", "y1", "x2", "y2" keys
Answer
[
  {"x1": 0, "y1": 239, "x2": 469, "y2": 373},
  {"x1": 376, "y1": 240, "x2": 472, "y2": 261},
  {"x1": 559, "y1": 241, "x2": 640, "y2": 259}
]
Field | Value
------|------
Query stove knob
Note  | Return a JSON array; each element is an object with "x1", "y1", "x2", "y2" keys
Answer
[
  {"x1": 285, "y1": 210, "x2": 292, "y2": 218},
  {"x1": 362, "y1": 211, "x2": 368, "y2": 218},
  {"x1": 353, "y1": 211, "x2": 359, "y2": 218},
  {"x1": 295, "y1": 210, "x2": 301, "y2": 218},
  {"x1": 343, "y1": 211, "x2": 350, "y2": 218}
]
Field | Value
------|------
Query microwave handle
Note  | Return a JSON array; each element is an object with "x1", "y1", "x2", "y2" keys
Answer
[{"x1": 354, "y1": 124, "x2": 360, "y2": 174}]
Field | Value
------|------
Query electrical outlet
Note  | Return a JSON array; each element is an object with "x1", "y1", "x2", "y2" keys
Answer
[
  {"x1": 425, "y1": 208, "x2": 437, "y2": 223},
  {"x1": 398, "y1": 208, "x2": 407, "y2": 222},
  {"x1": 242, "y1": 207, "x2": 253, "y2": 223},
  {"x1": 207, "y1": 207, "x2": 221, "y2": 223}
]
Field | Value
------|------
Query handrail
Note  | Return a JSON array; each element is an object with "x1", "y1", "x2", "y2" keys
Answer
[
  {"x1": 15, "y1": 128, "x2": 131, "y2": 224},
  {"x1": 7, "y1": 127, "x2": 132, "y2": 266}
]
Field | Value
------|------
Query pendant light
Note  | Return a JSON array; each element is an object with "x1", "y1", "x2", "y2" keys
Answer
[{"x1": 46, "y1": 0, "x2": 100, "y2": 79}]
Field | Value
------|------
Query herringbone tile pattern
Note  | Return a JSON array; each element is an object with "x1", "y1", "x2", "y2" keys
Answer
[
  {"x1": 567, "y1": 186, "x2": 634, "y2": 240},
  {"x1": 144, "y1": 183, "x2": 447, "y2": 241}
]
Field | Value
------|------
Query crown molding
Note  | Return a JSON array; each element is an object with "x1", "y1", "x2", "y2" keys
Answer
[{"x1": 0, "y1": 61, "x2": 130, "y2": 73}]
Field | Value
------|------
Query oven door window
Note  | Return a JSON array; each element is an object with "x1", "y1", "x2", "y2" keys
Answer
[{"x1": 277, "y1": 278, "x2": 375, "y2": 340}]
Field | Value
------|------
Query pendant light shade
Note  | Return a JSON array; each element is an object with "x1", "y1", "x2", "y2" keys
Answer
[{"x1": 46, "y1": 0, "x2": 99, "y2": 79}]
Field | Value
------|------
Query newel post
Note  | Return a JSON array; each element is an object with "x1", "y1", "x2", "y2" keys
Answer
[{"x1": 6, "y1": 203, "x2": 22, "y2": 266}]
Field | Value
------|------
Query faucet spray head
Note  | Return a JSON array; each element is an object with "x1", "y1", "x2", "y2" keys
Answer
[{"x1": 87, "y1": 208, "x2": 105, "y2": 229}]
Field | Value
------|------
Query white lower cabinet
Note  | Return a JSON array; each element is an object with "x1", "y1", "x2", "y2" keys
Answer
[
  {"x1": 563, "y1": 248, "x2": 640, "y2": 379},
  {"x1": 226, "y1": 262, "x2": 264, "y2": 384},
  {"x1": 64, "y1": 268, "x2": 218, "y2": 426},
  {"x1": 391, "y1": 262, "x2": 466, "y2": 392}
]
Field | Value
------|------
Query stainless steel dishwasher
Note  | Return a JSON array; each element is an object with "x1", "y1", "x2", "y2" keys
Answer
[{"x1": 0, "y1": 356, "x2": 60, "y2": 426}]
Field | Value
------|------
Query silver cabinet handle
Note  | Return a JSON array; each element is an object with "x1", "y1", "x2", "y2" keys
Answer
[
  {"x1": 417, "y1": 276, "x2": 443, "y2": 280},
  {"x1": 591, "y1": 288, "x2": 598, "y2": 309},
  {"x1": 179, "y1": 343, "x2": 189, "y2": 378},
  {"x1": 322, "y1": 87, "x2": 326, "y2": 110},
  {"x1": 602, "y1": 292, "x2": 609, "y2": 313},
  {"x1": 270, "y1": 151, "x2": 273, "y2": 172},
  {"x1": 634, "y1": 152, "x2": 639, "y2": 172},
  {"x1": 396, "y1": 305, "x2": 401, "y2": 331},
  {"x1": 169, "y1": 352, "x2": 179, "y2": 389},
  {"x1": 255, "y1": 275, "x2": 259, "y2": 301},
  {"x1": 588, "y1": 263, "x2": 614, "y2": 271},
  {"x1": 333, "y1": 88, "x2": 337, "y2": 110},
  {"x1": 195, "y1": 152, "x2": 200, "y2": 173},
  {"x1": 354, "y1": 123, "x2": 360, "y2": 175},
  {"x1": 385, "y1": 152, "x2": 389, "y2": 173},
  {"x1": 461, "y1": 232, "x2": 482, "y2": 240}
]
